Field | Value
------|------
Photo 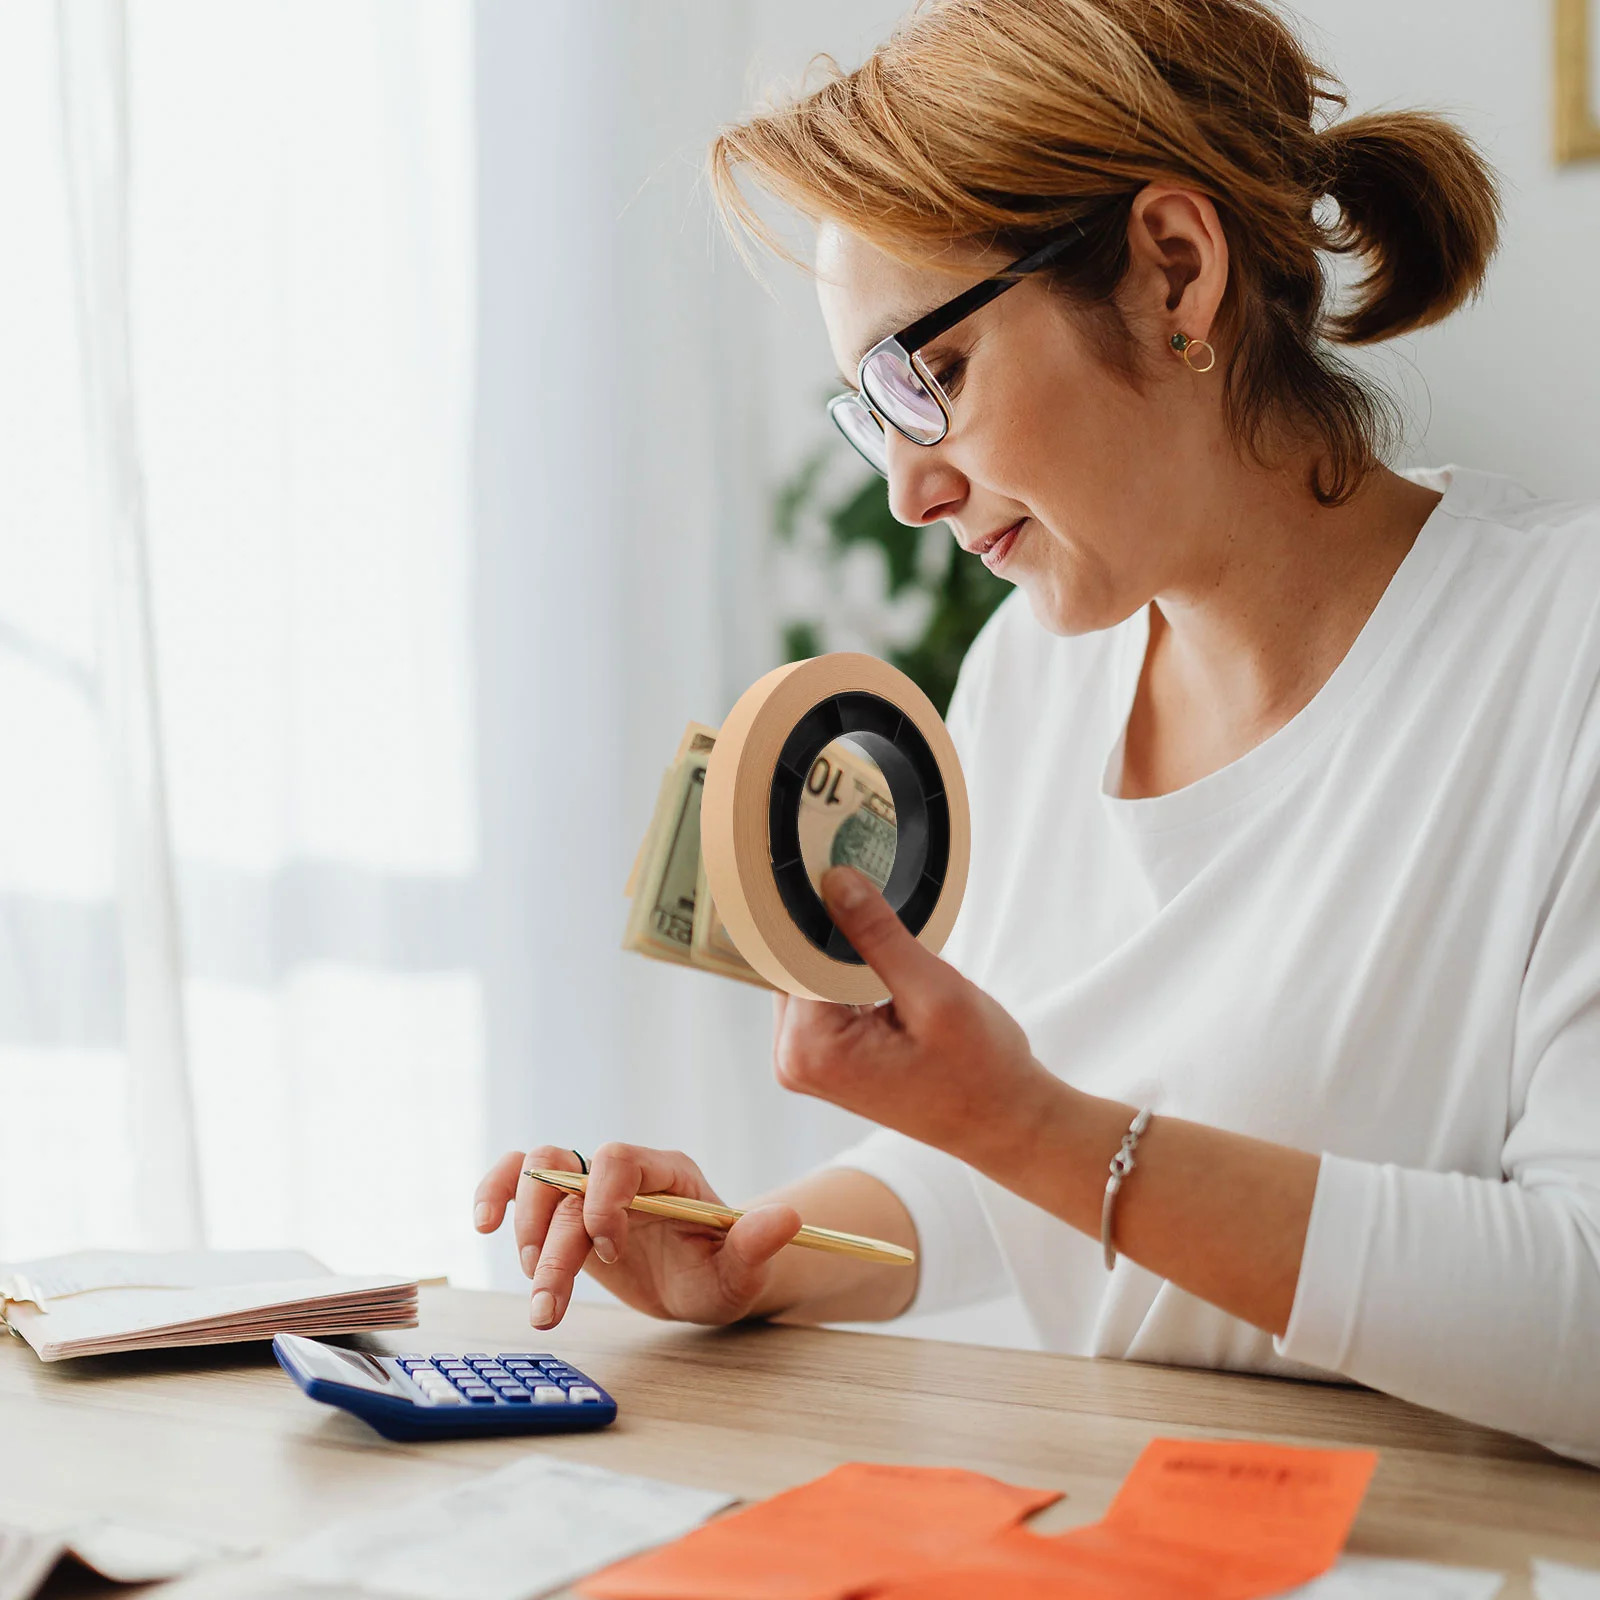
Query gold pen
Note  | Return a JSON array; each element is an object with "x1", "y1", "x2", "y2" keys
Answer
[{"x1": 523, "y1": 1169, "x2": 916, "y2": 1267}]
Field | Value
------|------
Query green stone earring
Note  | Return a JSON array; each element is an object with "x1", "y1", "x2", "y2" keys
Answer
[{"x1": 1170, "y1": 331, "x2": 1217, "y2": 373}]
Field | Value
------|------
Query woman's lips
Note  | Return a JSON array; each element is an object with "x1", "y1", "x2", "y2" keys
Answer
[{"x1": 979, "y1": 518, "x2": 1026, "y2": 572}]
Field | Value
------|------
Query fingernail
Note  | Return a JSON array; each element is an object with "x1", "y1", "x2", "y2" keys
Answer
[
  {"x1": 520, "y1": 1245, "x2": 537, "y2": 1277},
  {"x1": 474, "y1": 1202, "x2": 492, "y2": 1229},
  {"x1": 530, "y1": 1289, "x2": 555, "y2": 1327},
  {"x1": 823, "y1": 866, "x2": 867, "y2": 910},
  {"x1": 593, "y1": 1236, "x2": 618, "y2": 1265}
]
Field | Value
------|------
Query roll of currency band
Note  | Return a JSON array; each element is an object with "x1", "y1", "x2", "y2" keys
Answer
[{"x1": 700, "y1": 653, "x2": 970, "y2": 1004}]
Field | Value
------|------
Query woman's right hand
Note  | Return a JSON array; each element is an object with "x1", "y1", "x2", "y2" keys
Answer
[{"x1": 473, "y1": 1142, "x2": 803, "y2": 1331}]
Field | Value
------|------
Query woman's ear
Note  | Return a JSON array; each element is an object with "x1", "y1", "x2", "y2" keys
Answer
[{"x1": 1123, "y1": 184, "x2": 1229, "y2": 342}]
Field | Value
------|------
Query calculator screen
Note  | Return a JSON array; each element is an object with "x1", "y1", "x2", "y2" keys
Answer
[{"x1": 278, "y1": 1333, "x2": 398, "y2": 1394}]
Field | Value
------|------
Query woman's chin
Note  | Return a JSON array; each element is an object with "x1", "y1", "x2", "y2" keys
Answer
[{"x1": 1020, "y1": 577, "x2": 1105, "y2": 639}]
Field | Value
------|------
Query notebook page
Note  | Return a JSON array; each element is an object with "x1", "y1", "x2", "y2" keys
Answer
[{"x1": 0, "y1": 1249, "x2": 327, "y2": 1307}]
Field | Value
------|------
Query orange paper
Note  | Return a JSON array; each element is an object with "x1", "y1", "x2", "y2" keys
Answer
[
  {"x1": 578, "y1": 1461, "x2": 1062, "y2": 1600},
  {"x1": 1097, "y1": 1437, "x2": 1378, "y2": 1593},
  {"x1": 869, "y1": 1440, "x2": 1378, "y2": 1600}
]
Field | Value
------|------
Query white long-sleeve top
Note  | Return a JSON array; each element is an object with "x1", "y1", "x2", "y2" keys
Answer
[{"x1": 827, "y1": 466, "x2": 1600, "y2": 1466}]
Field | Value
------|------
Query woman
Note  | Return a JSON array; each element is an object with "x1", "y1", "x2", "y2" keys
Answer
[{"x1": 475, "y1": 0, "x2": 1600, "y2": 1463}]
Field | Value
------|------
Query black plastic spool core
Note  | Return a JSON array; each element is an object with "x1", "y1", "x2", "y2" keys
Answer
[{"x1": 767, "y1": 691, "x2": 951, "y2": 965}]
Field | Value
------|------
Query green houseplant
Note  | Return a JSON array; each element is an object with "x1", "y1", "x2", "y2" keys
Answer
[{"x1": 773, "y1": 444, "x2": 1011, "y2": 717}]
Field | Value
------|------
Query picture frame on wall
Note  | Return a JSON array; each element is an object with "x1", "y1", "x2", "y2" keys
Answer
[{"x1": 1556, "y1": 0, "x2": 1600, "y2": 161}]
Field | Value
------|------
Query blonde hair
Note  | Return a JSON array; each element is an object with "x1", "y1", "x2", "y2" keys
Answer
[{"x1": 709, "y1": 0, "x2": 1501, "y2": 505}]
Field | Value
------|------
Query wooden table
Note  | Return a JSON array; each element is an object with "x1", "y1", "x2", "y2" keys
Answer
[{"x1": 2, "y1": 1288, "x2": 1597, "y2": 1596}]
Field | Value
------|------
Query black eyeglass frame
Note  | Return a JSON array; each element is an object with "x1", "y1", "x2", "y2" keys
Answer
[{"x1": 828, "y1": 221, "x2": 1091, "y2": 473}]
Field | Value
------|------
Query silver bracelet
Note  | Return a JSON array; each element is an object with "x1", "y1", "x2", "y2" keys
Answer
[{"x1": 1101, "y1": 1107, "x2": 1153, "y2": 1271}]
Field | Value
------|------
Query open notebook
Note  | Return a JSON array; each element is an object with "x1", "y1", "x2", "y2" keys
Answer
[{"x1": 0, "y1": 1249, "x2": 418, "y2": 1361}]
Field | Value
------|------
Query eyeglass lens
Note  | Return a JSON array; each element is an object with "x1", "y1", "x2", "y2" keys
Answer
[
  {"x1": 859, "y1": 343, "x2": 946, "y2": 445},
  {"x1": 830, "y1": 396, "x2": 889, "y2": 477}
]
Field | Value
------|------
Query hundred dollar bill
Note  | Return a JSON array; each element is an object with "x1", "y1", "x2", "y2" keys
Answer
[
  {"x1": 623, "y1": 721, "x2": 717, "y2": 901},
  {"x1": 796, "y1": 739, "x2": 897, "y2": 895},
  {"x1": 621, "y1": 729, "x2": 715, "y2": 965},
  {"x1": 624, "y1": 723, "x2": 898, "y2": 988},
  {"x1": 623, "y1": 725, "x2": 770, "y2": 988},
  {"x1": 690, "y1": 855, "x2": 754, "y2": 972}
]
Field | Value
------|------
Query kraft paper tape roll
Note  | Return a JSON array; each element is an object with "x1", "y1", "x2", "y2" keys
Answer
[{"x1": 701, "y1": 653, "x2": 970, "y2": 1004}]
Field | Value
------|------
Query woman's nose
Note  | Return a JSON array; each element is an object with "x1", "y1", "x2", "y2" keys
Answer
[{"x1": 883, "y1": 430, "x2": 966, "y2": 527}]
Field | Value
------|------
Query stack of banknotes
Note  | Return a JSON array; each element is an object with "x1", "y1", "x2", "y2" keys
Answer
[{"x1": 623, "y1": 721, "x2": 898, "y2": 987}]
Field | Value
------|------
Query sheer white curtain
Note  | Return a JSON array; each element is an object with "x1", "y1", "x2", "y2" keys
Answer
[
  {"x1": 1, "y1": 0, "x2": 482, "y2": 1280},
  {"x1": 2, "y1": 0, "x2": 907, "y2": 1294}
]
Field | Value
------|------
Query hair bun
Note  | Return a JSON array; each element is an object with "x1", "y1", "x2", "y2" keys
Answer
[{"x1": 1320, "y1": 110, "x2": 1500, "y2": 345}]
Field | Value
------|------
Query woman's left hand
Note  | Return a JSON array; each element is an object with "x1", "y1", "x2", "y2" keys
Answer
[{"x1": 772, "y1": 866, "x2": 1056, "y2": 1168}]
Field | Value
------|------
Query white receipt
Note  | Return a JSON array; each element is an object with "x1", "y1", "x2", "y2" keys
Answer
[
  {"x1": 0, "y1": 1519, "x2": 232, "y2": 1600},
  {"x1": 1533, "y1": 1560, "x2": 1600, "y2": 1600},
  {"x1": 268, "y1": 1454, "x2": 735, "y2": 1600},
  {"x1": 1282, "y1": 1555, "x2": 1506, "y2": 1600}
]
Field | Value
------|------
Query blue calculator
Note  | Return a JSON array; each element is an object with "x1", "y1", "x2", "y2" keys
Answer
[{"x1": 272, "y1": 1333, "x2": 618, "y2": 1441}]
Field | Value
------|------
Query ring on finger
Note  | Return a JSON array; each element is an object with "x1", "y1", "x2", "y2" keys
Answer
[{"x1": 571, "y1": 1149, "x2": 589, "y2": 1175}]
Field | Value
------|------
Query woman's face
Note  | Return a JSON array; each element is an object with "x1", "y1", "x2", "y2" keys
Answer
[{"x1": 815, "y1": 210, "x2": 1231, "y2": 636}]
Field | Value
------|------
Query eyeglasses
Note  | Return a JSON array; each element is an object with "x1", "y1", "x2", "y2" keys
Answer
[{"x1": 828, "y1": 224, "x2": 1089, "y2": 479}]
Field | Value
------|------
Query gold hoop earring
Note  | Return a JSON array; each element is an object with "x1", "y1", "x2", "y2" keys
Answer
[{"x1": 1170, "y1": 332, "x2": 1216, "y2": 373}]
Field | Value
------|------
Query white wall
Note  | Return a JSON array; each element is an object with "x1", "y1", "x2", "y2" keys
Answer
[{"x1": 1290, "y1": 0, "x2": 1600, "y2": 500}]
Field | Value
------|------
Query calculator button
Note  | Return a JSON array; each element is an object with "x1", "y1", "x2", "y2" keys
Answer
[
  {"x1": 463, "y1": 1390, "x2": 497, "y2": 1404},
  {"x1": 567, "y1": 1386, "x2": 602, "y2": 1403},
  {"x1": 424, "y1": 1388, "x2": 466, "y2": 1405},
  {"x1": 395, "y1": 1353, "x2": 425, "y2": 1362},
  {"x1": 498, "y1": 1389, "x2": 532, "y2": 1403},
  {"x1": 532, "y1": 1385, "x2": 567, "y2": 1403}
]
